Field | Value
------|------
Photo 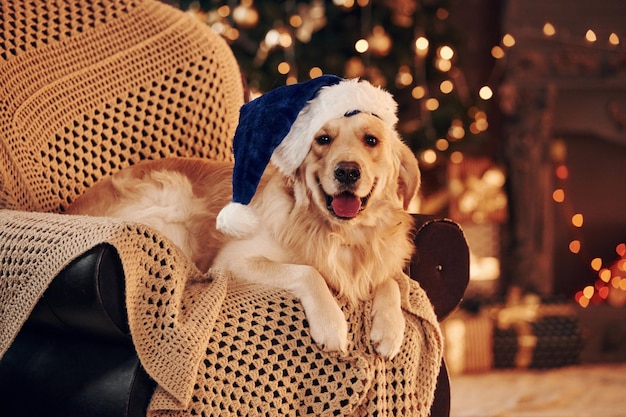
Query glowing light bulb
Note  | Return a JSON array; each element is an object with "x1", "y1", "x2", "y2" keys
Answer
[
  {"x1": 277, "y1": 61, "x2": 290, "y2": 75},
  {"x1": 425, "y1": 98, "x2": 439, "y2": 111},
  {"x1": 309, "y1": 67, "x2": 323, "y2": 78},
  {"x1": 440, "y1": 80, "x2": 454, "y2": 94},
  {"x1": 421, "y1": 149, "x2": 438, "y2": 165},
  {"x1": 585, "y1": 29, "x2": 597, "y2": 42},
  {"x1": 491, "y1": 45, "x2": 505, "y2": 59},
  {"x1": 436, "y1": 138, "x2": 449, "y2": 151},
  {"x1": 479, "y1": 86, "x2": 493, "y2": 100},
  {"x1": 502, "y1": 33, "x2": 516, "y2": 47},
  {"x1": 450, "y1": 151, "x2": 463, "y2": 164},
  {"x1": 572, "y1": 213, "x2": 584, "y2": 228},
  {"x1": 438, "y1": 45, "x2": 454, "y2": 60},
  {"x1": 411, "y1": 85, "x2": 426, "y2": 99},
  {"x1": 415, "y1": 36, "x2": 429, "y2": 51},
  {"x1": 600, "y1": 269, "x2": 612, "y2": 282},
  {"x1": 543, "y1": 22, "x2": 556, "y2": 37},
  {"x1": 355, "y1": 39, "x2": 369, "y2": 53},
  {"x1": 569, "y1": 240, "x2": 581, "y2": 254},
  {"x1": 552, "y1": 189, "x2": 565, "y2": 203},
  {"x1": 591, "y1": 258, "x2": 603, "y2": 271}
]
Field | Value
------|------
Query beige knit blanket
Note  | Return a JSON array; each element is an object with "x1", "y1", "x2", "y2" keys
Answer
[{"x1": 0, "y1": 0, "x2": 443, "y2": 415}]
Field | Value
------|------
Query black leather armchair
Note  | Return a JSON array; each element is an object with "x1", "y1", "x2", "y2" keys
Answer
[{"x1": 0, "y1": 214, "x2": 468, "y2": 417}]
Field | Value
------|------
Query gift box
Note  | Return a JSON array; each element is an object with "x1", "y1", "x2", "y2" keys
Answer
[
  {"x1": 493, "y1": 315, "x2": 583, "y2": 369},
  {"x1": 443, "y1": 288, "x2": 583, "y2": 374},
  {"x1": 493, "y1": 289, "x2": 583, "y2": 370}
]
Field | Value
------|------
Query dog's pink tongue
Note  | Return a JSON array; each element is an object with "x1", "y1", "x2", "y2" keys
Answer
[{"x1": 332, "y1": 193, "x2": 361, "y2": 218}]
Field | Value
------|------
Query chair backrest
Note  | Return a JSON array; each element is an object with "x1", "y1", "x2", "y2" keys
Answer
[{"x1": 0, "y1": 0, "x2": 244, "y2": 214}]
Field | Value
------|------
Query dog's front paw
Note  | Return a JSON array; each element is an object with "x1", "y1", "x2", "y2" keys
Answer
[
  {"x1": 370, "y1": 305, "x2": 405, "y2": 359},
  {"x1": 306, "y1": 297, "x2": 349, "y2": 353}
]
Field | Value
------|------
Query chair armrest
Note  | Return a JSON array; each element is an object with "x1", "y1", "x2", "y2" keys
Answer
[
  {"x1": 26, "y1": 243, "x2": 130, "y2": 344},
  {"x1": 407, "y1": 214, "x2": 470, "y2": 321}
]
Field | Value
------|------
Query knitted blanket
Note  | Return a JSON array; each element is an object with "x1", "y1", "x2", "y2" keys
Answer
[
  {"x1": 0, "y1": 0, "x2": 443, "y2": 415},
  {"x1": 0, "y1": 210, "x2": 443, "y2": 416}
]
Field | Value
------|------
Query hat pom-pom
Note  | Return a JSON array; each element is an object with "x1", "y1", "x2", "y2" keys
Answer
[{"x1": 216, "y1": 202, "x2": 259, "y2": 238}]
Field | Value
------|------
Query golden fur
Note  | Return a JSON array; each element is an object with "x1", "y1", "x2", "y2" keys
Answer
[{"x1": 68, "y1": 112, "x2": 420, "y2": 358}]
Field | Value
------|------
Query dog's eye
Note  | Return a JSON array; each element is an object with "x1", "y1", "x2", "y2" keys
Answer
[
  {"x1": 364, "y1": 135, "x2": 378, "y2": 147},
  {"x1": 316, "y1": 134, "x2": 332, "y2": 145}
]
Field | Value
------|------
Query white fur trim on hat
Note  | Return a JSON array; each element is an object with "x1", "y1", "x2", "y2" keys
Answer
[
  {"x1": 271, "y1": 78, "x2": 398, "y2": 176},
  {"x1": 216, "y1": 202, "x2": 259, "y2": 238}
]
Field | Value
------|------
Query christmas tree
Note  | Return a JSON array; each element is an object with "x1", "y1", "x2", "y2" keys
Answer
[{"x1": 177, "y1": 0, "x2": 497, "y2": 156}]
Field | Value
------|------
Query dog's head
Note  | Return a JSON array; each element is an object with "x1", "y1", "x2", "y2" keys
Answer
[{"x1": 296, "y1": 111, "x2": 420, "y2": 225}]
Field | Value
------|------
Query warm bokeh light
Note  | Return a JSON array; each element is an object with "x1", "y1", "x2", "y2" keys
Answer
[
  {"x1": 616, "y1": 243, "x2": 626, "y2": 257},
  {"x1": 415, "y1": 36, "x2": 429, "y2": 55},
  {"x1": 448, "y1": 122, "x2": 465, "y2": 140},
  {"x1": 569, "y1": 240, "x2": 581, "y2": 254},
  {"x1": 309, "y1": 67, "x2": 323, "y2": 78},
  {"x1": 571, "y1": 213, "x2": 584, "y2": 227},
  {"x1": 591, "y1": 258, "x2": 603, "y2": 271},
  {"x1": 436, "y1": 7, "x2": 449, "y2": 20},
  {"x1": 552, "y1": 189, "x2": 565, "y2": 203},
  {"x1": 440, "y1": 80, "x2": 454, "y2": 94},
  {"x1": 491, "y1": 45, "x2": 505, "y2": 59},
  {"x1": 502, "y1": 33, "x2": 516, "y2": 47},
  {"x1": 355, "y1": 39, "x2": 369, "y2": 53},
  {"x1": 598, "y1": 286, "x2": 609, "y2": 299},
  {"x1": 450, "y1": 151, "x2": 464, "y2": 164},
  {"x1": 543, "y1": 22, "x2": 556, "y2": 37},
  {"x1": 436, "y1": 58, "x2": 452, "y2": 72},
  {"x1": 555, "y1": 165, "x2": 569, "y2": 179},
  {"x1": 583, "y1": 285, "x2": 594, "y2": 299},
  {"x1": 277, "y1": 61, "x2": 290, "y2": 74},
  {"x1": 609, "y1": 32, "x2": 620, "y2": 45},
  {"x1": 421, "y1": 149, "x2": 437, "y2": 165},
  {"x1": 438, "y1": 45, "x2": 454, "y2": 60},
  {"x1": 585, "y1": 29, "x2": 597, "y2": 42},
  {"x1": 599, "y1": 268, "x2": 612, "y2": 282},
  {"x1": 611, "y1": 276, "x2": 622, "y2": 289},
  {"x1": 289, "y1": 14, "x2": 303, "y2": 28},
  {"x1": 436, "y1": 138, "x2": 449, "y2": 151},
  {"x1": 411, "y1": 85, "x2": 426, "y2": 99},
  {"x1": 425, "y1": 97, "x2": 440, "y2": 111},
  {"x1": 396, "y1": 65, "x2": 413, "y2": 86},
  {"x1": 479, "y1": 86, "x2": 493, "y2": 100}
]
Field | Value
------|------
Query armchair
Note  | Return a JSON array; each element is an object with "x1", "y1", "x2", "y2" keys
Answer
[{"x1": 0, "y1": 1, "x2": 469, "y2": 416}]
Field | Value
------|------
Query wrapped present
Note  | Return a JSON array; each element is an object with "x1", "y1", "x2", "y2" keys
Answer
[
  {"x1": 492, "y1": 288, "x2": 583, "y2": 369},
  {"x1": 444, "y1": 288, "x2": 583, "y2": 374}
]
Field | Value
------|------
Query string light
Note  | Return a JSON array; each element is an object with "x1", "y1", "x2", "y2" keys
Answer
[
  {"x1": 542, "y1": 22, "x2": 556, "y2": 37},
  {"x1": 355, "y1": 38, "x2": 369, "y2": 53},
  {"x1": 551, "y1": 137, "x2": 626, "y2": 308},
  {"x1": 411, "y1": 85, "x2": 426, "y2": 99},
  {"x1": 440, "y1": 80, "x2": 454, "y2": 94},
  {"x1": 502, "y1": 33, "x2": 516, "y2": 47},
  {"x1": 414, "y1": 36, "x2": 429, "y2": 57},
  {"x1": 491, "y1": 45, "x2": 505, "y2": 59},
  {"x1": 479, "y1": 86, "x2": 493, "y2": 100}
]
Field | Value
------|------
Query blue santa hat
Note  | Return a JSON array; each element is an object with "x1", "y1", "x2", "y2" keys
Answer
[{"x1": 216, "y1": 75, "x2": 399, "y2": 237}]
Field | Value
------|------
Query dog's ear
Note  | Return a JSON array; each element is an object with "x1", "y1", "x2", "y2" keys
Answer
[{"x1": 395, "y1": 140, "x2": 420, "y2": 211}]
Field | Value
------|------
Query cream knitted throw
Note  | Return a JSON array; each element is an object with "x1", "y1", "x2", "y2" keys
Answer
[{"x1": 0, "y1": 1, "x2": 443, "y2": 415}]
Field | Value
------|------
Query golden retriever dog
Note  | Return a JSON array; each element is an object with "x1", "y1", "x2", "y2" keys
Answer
[{"x1": 68, "y1": 111, "x2": 420, "y2": 359}]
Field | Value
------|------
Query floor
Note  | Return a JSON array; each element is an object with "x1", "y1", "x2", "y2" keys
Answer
[{"x1": 449, "y1": 363, "x2": 626, "y2": 417}]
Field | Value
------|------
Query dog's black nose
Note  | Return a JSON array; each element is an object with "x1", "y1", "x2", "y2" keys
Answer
[{"x1": 334, "y1": 161, "x2": 361, "y2": 185}]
